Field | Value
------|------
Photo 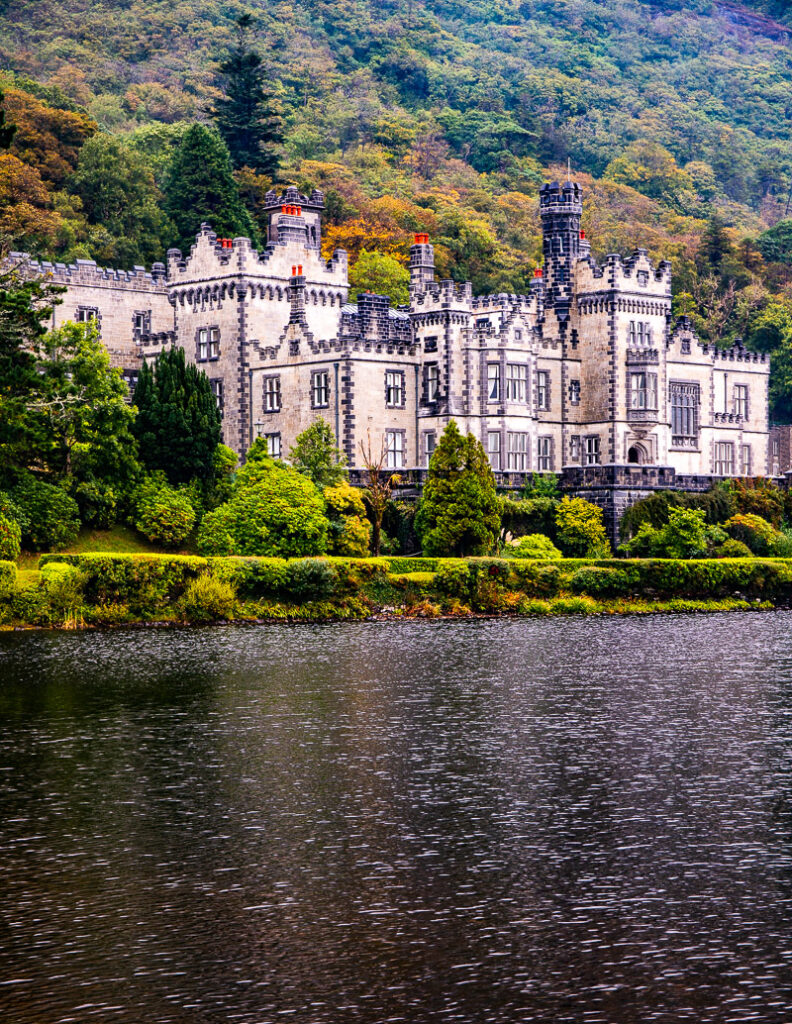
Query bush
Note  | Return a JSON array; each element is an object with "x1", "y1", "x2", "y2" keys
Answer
[
  {"x1": 324, "y1": 482, "x2": 371, "y2": 556},
  {"x1": 723, "y1": 513, "x2": 780, "y2": 555},
  {"x1": 570, "y1": 566, "x2": 629, "y2": 596},
  {"x1": 555, "y1": 497, "x2": 611, "y2": 557},
  {"x1": 499, "y1": 495, "x2": 558, "y2": 541},
  {"x1": 324, "y1": 481, "x2": 366, "y2": 519},
  {"x1": 620, "y1": 485, "x2": 735, "y2": 539},
  {"x1": 0, "y1": 560, "x2": 17, "y2": 596},
  {"x1": 68, "y1": 478, "x2": 119, "y2": 529},
  {"x1": 334, "y1": 516, "x2": 371, "y2": 556},
  {"x1": 135, "y1": 480, "x2": 196, "y2": 548},
  {"x1": 506, "y1": 533, "x2": 563, "y2": 559},
  {"x1": 714, "y1": 539, "x2": 753, "y2": 558},
  {"x1": 287, "y1": 559, "x2": 337, "y2": 600},
  {"x1": 620, "y1": 507, "x2": 710, "y2": 559},
  {"x1": 40, "y1": 562, "x2": 86, "y2": 618},
  {"x1": 0, "y1": 514, "x2": 21, "y2": 560},
  {"x1": 196, "y1": 464, "x2": 329, "y2": 558},
  {"x1": 181, "y1": 574, "x2": 237, "y2": 621},
  {"x1": 435, "y1": 560, "x2": 471, "y2": 598},
  {"x1": 11, "y1": 477, "x2": 81, "y2": 551},
  {"x1": 511, "y1": 562, "x2": 562, "y2": 596},
  {"x1": 730, "y1": 478, "x2": 785, "y2": 528}
]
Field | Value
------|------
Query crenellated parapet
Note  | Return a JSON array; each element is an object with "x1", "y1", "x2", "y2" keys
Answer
[{"x1": 9, "y1": 251, "x2": 168, "y2": 291}]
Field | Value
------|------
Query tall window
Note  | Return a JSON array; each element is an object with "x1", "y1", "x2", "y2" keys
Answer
[
  {"x1": 76, "y1": 307, "x2": 98, "y2": 324},
  {"x1": 425, "y1": 364, "x2": 439, "y2": 402},
  {"x1": 507, "y1": 432, "x2": 528, "y2": 471},
  {"x1": 386, "y1": 430, "x2": 405, "y2": 468},
  {"x1": 741, "y1": 445, "x2": 752, "y2": 475},
  {"x1": 133, "y1": 310, "x2": 150, "y2": 335},
  {"x1": 506, "y1": 363, "x2": 528, "y2": 402},
  {"x1": 714, "y1": 442, "x2": 735, "y2": 476},
  {"x1": 628, "y1": 321, "x2": 653, "y2": 346},
  {"x1": 629, "y1": 372, "x2": 657, "y2": 410},
  {"x1": 265, "y1": 433, "x2": 281, "y2": 459},
  {"x1": 734, "y1": 384, "x2": 749, "y2": 419},
  {"x1": 487, "y1": 431, "x2": 501, "y2": 470},
  {"x1": 584, "y1": 435, "x2": 600, "y2": 466},
  {"x1": 537, "y1": 370, "x2": 549, "y2": 410},
  {"x1": 487, "y1": 363, "x2": 500, "y2": 402},
  {"x1": 263, "y1": 375, "x2": 281, "y2": 412},
  {"x1": 569, "y1": 435, "x2": 581, "y2": 464},
  {"x1": 537, "y1": 437, "x2": 552, "y2": 471},
  {"x1": 569, "y1": 379, "x2": 580, "y2": 405},
  {"x1": 425, "y1": 431, "x2": 437, "y2": 465},
  {"x1": 670, "y1": 382, "x2": 699, "y2": 440},
  {"x1": 210, "y1": 378, "x2": 224, "y2": 417},
  {"x1": 197, "y1": 327, "x2": 220, "y2": 360},
  {"x1": 385, "y1": 371, "x2": 404, "y2": 408},
  {"x1": 311, "y1": 370, "x2": 329, "y2": 408}
]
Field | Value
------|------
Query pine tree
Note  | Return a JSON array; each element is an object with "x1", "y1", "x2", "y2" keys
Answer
[
  {"x1": 214, "y1": 14, "x2": 282, "y2": 177},
  {"x1": 132, "y1": 347, "x2": 222, "y2": 485},
  {"x1": 0, "y1": 89, "x2": 16, "y2": 150},
  {"x1": 415, "y1": 420, "x2": 500, "y2": 556},
  {"x1": 163, "y1": 124, "x2": 257, "y2": 252}
]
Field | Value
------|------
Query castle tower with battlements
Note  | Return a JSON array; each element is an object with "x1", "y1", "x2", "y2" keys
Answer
[{"x1": 11, "y1": 178, "x2": 770, "y2": 535}]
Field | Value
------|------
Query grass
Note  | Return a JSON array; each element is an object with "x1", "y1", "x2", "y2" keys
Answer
[{"x1": 17, "y1": 525, "x2": 168, "y2": 570}]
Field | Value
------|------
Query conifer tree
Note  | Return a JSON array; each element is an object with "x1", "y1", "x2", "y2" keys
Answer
[
  {"x1": 163, "y1": 124, "x2": 256, "y2": 252},
  {"x1": 415, "y1": 420, "x2": 500, "y2": 556},
  {"x1": 214, "y1": 14, "x2": 282, "y2": 177},
  {"x1": 132, "y1": 347, "x2": 222, "y2": 485},
  {"x1": 0, "y1": 89, "x2": 16, "y2": 150}
]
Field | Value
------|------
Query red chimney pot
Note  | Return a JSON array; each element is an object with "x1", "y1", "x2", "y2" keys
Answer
[
  {"x1": 534, "y1": 267, "x2": 543, "y2": 277},
  {"x1": 298, "y1": 264, "x2": 303, "y2": 274},
  {"x1": 580, "y1": 230, "x2": 586, "y2": 239}
]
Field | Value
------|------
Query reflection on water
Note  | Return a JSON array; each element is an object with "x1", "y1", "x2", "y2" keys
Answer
[{"x1": 2, "y1": 616, "x2": 792, "y2": 1023}]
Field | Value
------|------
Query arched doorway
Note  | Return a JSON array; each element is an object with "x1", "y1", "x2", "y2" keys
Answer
[{"x1": 627, "y1": 444, "x2": 649, "y2": 465}]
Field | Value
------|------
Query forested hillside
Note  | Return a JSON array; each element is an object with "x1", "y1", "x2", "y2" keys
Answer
[{"x1": 4, "y1": 0, "x2": 792, "y2": 414}]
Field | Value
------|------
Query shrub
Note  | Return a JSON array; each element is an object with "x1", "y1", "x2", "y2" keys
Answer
[
  {"x1": 334, "y1": 516, "x2": 371, "y2": 556},
  {"x1": 555, "y1": 497, "x2": 611, "y2": 557},
  {"x1": 620, "y1": 485, "x2": 735, "y2": 539},
  {"x1": 0, "y1": 560, "x2": 17, "y2": 596},
  {"x1": 196, "y1": 464, "x2": 329, "y2": 558},
  {"x1": 0, "y1": 514, "x2": 21, "y2": 561},
  {"x1": 620, "y1": 507, "x2": 709, "y2": 559},
  {"x1": 723, "y1": 513, "x2": 780, "y2": 555},
  {"x1": 771, "y1": 529, "x2": 792, "y2": 557},
  {"x1": 195, "y1": 510, "x2": 236, "y2": 555},
  {"x1": 11, "y1": 477, "x2": 81, "y2": 551},
  {"x1": 730, "y1": 478, "x2": 785, "y2": 528},
  {"x1": 181, "y1": 574, "x2": 237, "y2": 621},
  {"x1": 507, "y1": 533, "x2": 563, "y2": 559},
  {"x1": 69, "y1": 478, "x2": 119, "y2": 529},
  {"x1": 510, "y1": 562, "x2": 563, "y2": 596},
  {"x1": 0, "y1": 492, "x2": 28, "y2": 533},
  {"x1": 435, "y1": 560, "x2": 471, "y2": 598},
  {"x1": 40, "y1": 562, "x2": 86, "y2": 617},
  {"x1": 714, "y1": 539, "x2": 753, "y2": 558},
  {"x1": 499, "y1": 495, "x2": 558, "y2": 542},
  {"x1": 324, "y1": 482, "x2": 371, "y2": 556},
  {"x1": 286, "y1": 559, "x2": 337, "y2": 600},
  {"x1": 570, "y1": 566, "x2": 629, "y2": 596},
  {"x1": 135, "y1": 480, "x2": 196, "y2": 548},
  {"x1": 324, "y1": 481, "x2": 366, "y2": 519},
  {"x1": 551, "y1": 595, "x2": 600, "y2": 615}
]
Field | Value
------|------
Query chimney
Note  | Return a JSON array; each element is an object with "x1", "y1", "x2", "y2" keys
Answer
[
  {"x1": 289, "y1": 266, "x2": 307, "y2": 326},
  {"x1": 410, "y1": 233, "x2": 435, "y2": 292}
]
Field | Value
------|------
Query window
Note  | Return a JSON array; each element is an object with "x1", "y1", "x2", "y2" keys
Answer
[
  {"x1": 425, "y1": 364, "x2": 439, "y2": 402},
  {"x1": 537, "y1": 437, "x2": 552, "y2": 471},
  {"x1": 681, "y1": 338, "x2": 691, "y2": 355},
  {"x1": 734, "y1": 384, "x2": 749, "y2": 419},
  {"x1": 569, "y1": 379, "x2": 580, "y2": 405},
  {"x1": 311, "y1": 370, "x2": 329, "y2": 408},
  {"x1": 628, "y1": 321, "x2": 653, "y2": 346},
  {"x1": 506, "y1": 363, "x2": 528, "y2": 403},
  {"x1": 714, "y1": 442, "x2": 735, "y2": 476},
  {"x1": 197, "y1": 327, "x2": 220, "y2": 360},
  {"x1": 385, "y1": 371, "x2": 404, "y2": 408},
  {"x1": 263, "y1": 375, "x2": 281, "y2": 412},
  {"x1": 386, "y1": 430, "x2": 405, "y2": 468},
  {"x1": 629, "y1": 372, "x2": 657, "y2": 410},
  {"x1": 265, "y1": 433, "x2": 281, "y2": 459},
  {"x1": 569, "y1": 435, "x2": 581, "y2": 464},
  {"x1": 741, "y1": 445, "x2": 752, "y2": 475},
  {"x1": 487, "y1": 363, "x2": 500, "y2": 402},
  {"x1": 487, "y1": 431, "x2": 501, "y2": 470},
  {"x1": 584, "y1": 435, "x2": 600, "y2": 466},
  {"x1": 514, "y1": 329, "x2": 522, "y2": 341},
  {"x1": 670, "y1": 382, "x2": 700, "y2": 440},
  {"x1": 425, "y1": 431, "x2": 437, "y2": 465},
  {"x1": 507, "y1": 432, "x2": 529, "y2": 471},
  {"x1": 122, "y1": 369, "x2": 138, "y2": 395},
  {"x1": 76, "y1": 306, "x2": 98, "y2": 323},
  {"x1": 537, "y1": 370, "x2": 549, "y2": 410},
  {"x1": 424, "y1": 335, "x2": 438, "y2": 353},
  {"x1": 133, "y1": 311, "x2": 150, "y2": 335},
  {"x1": 209, "y1": 378, "x2": 224, "y2": 416}
]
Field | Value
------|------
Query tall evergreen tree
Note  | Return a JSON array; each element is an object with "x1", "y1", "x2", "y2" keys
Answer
[
  {"x1": 0, "y1": 89, "x2": 16, "y2": 150},
  {"x1": 214, "y1": 14, "x2": 282, "y2": 177},
  {"x1": 132, "y1": 347, "x2": 222, "y2": 485},
  {"x1": 415, "y1": 420, "x2": 500, "y2": 556},
  {"x1": 163, "y1": 124, "x2": 256, "y2": 252}
]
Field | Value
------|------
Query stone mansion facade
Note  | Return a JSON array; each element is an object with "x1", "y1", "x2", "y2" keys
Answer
[{"x1": 16, "y1": 181, "x2": 771, "y2": 484}]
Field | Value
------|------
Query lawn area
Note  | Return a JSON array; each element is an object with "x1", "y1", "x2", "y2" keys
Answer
[{"x1": 17, "y1": 525, "x2": 171, "y2": 570}]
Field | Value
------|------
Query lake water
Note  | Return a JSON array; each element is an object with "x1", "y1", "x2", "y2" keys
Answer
[{"x1": 2, "y1": 616, "x2": 792, "y2": 1023}]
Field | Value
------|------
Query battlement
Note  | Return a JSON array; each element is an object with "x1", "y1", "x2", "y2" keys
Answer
[
  {"x1": 8, "y1": 251, "x2": 168, "y2": 290},
  {"x1": 263, "y1": 186, "x2": 324, "y2": 212},
  {"x1": 539, "y1": 180, "x2": 583, "y2": 214}
]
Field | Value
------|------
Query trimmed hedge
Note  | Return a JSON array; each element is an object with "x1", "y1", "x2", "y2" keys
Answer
[{"x1": 1, "y1": 553, "x2": 788, "y2": 627}]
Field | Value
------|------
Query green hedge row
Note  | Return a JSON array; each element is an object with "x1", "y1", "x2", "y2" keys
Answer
[{"x1": 31, "y1": 552, "x2": 792, "y2": 610}]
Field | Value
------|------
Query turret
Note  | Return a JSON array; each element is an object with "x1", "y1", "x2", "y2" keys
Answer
[
  {"x1": 410, "y1": 233, "x2": 435, "y2": 293},
  {"x1": 263, "y1": 186, "x2": 324, "y2": 249},
  {"x1": 540, "y1": 179, "x2": 583, "y2": 339}
]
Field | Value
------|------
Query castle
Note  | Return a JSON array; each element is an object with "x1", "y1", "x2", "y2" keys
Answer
[{"x1": 15, "y1": 180, "x2": 771, "y2": 533}]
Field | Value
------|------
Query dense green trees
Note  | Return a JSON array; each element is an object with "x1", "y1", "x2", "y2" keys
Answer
[
  {"x1": 132, "y1": 346, "x2": 222, "y2": 485},
  {"x1": 289, "y1": 418, "x2": 346, "y2": 488},
  {"x1": 214, "y1": 14, "x2": 282, "y2": 177},
  {"x1": 163, "y1": 124, "x2": 256, "y2": 251},
  {"x1": 415, "y1": 420, "x2": 500, "y2": 556}
]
